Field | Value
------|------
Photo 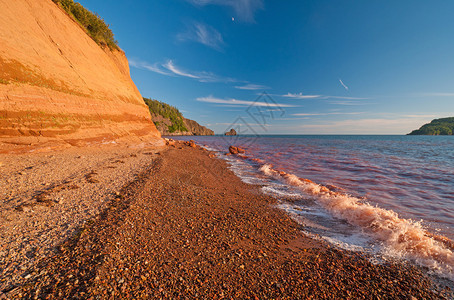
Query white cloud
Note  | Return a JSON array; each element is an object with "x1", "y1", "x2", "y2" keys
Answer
[
  {"x1": 130, "y1": 58, "x2": 238, "y2": 83},
  {"x1": 177, "y1": 22, "x2": 224, "y2": 50},
  {"x1": 235, "y1": 83, "x2": 269, "y2": 90},
  {"x1": 164, "y1": 60, "x2": 200, "y2": 79},
  {"x1": 187, "y1": 0, "x2": 264, "y2": 22},
  {"x1": 339, "y1": 78, "x2": 349, "y2": 91},
  {"x1": 282, "y1": 92, "x2": 321, "y2": 99},
  {"x1": 292, "y1": 112, "x2": 364, "y2": 117},
  {"x1": 296, "y1": 116, "x2": 434, "y2": 134},
  {"x1": 401, "y1": 114, "x2": 438, "y2": 118},
  {"x1": 329, "y1": 100, "x2": 369, "y2": 106},
  {"x1": 291, "y1": 113, "x2": 324, "y2": 116},
  {"x1": 197, "y1": 95, "x2": 295, "y2": 107},
  {"x1": 328, "y1": 96, "x2": 369, "y2": 100},
  {"x1": 277, "y1": 93, "x2": 369, "y2": 101},
  {"x1": 421, "y1": 93, "x2": 454, "y2": 97},
  {"x1": 129, "y1": 59, "x2": 173, "y2": 76}
]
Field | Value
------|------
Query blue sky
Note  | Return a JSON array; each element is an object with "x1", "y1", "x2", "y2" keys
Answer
[{"x1": 78, "y1": 0, "x2": 454, "y2": 134}]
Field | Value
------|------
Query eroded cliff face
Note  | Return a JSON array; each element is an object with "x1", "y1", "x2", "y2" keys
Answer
[{"x1": 0, "y1": 0, "x2": 161, "y2": 151}]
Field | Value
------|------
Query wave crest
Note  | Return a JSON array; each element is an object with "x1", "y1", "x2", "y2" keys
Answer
[{"x1": 259, "y1": 163, "x2": 454, "y2": 279}]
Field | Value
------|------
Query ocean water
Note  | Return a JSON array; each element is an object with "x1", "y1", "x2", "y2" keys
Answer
[{"x1": 171, "y1": 135, "x2": 454, "y2": 280}]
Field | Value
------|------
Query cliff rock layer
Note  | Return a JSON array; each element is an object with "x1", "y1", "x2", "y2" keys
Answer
[{"x1": 0, "y1": 0, "x2": 161, "y2": 150}]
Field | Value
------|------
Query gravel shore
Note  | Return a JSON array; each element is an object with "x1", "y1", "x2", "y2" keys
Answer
[
  {"x1": 0, "y1": 144, "x2": 163, "y2": 295},
  {"x1": 2, "y1": 142, "x2": 452, "y2": 299}
]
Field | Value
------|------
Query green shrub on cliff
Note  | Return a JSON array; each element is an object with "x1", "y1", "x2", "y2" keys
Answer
[
  {"x1": 143, "y1": 98, "x2": 188, "y2": 133},
  {"x1": 52, "y1": 0, "x2": 119, "y2": 50},
  {"x1": 408, "y1": 117, "x2": 454, "y2": 135}
]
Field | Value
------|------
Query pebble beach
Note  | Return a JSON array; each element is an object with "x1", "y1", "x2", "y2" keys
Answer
[{"x1": 1, "y1": 141, "x2": 452, "y2": 299}]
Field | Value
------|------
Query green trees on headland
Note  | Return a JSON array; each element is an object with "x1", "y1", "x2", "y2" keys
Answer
[
  {"x1": 143, "y1": 98, "x2": 188, "y2": 133},
  {"x1": 52, "y1": 0, "x2": 119, "y2": 50},
  {"x1": 408, "y1": 117, "x2": 454, "y2": 135}
]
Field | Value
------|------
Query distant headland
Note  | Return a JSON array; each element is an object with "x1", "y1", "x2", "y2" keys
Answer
[
  {"x1": 144, "y1": 98, "x2": 214, "y2": 136},
  {"x1": 408, "y1": 117, "x2": 454, "y2": 135}
]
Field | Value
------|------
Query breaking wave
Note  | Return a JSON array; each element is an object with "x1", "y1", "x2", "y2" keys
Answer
[{"x1": 259, "y1": 163, "x2": 454, "y2": 280}]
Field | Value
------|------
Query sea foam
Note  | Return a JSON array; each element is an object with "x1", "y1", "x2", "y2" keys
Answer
[{"x1": 259, "y1": 163, "x2": 454, "y2": 280}]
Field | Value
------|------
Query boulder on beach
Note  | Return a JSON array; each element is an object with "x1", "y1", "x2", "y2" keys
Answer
[
  {"x1": 184, "y1": 140, "x2": 196, "y2": 148},
  {"x1": 229, "y1": 146, "x2": 245, "y2": 155},
  {"x1": 229, "y1": 146, "x2": 238, "y2": 154}
]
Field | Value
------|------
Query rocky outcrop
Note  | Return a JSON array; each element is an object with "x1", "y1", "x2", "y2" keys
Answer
[
  {"x1": 182, "y1": 118, "x2": 214, "y2": 136},
  {"x1": 225, "y1": 129, "x2": 237, "y2": 136},
  {"x1": 0, "y1": 0, "x2": 161, "y2": 151}
]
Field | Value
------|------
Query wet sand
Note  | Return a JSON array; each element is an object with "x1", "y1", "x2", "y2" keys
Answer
[{"x1": 3, "y1": 142, "x2": 452, "y2": 299}]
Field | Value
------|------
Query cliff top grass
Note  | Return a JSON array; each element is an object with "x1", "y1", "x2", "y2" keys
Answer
[
  {"x1": 52, "y1": 0, "x2": 119, "y2": 50},
  {"x1": 143, "y1": 98, "x2": 188, "y2": 133}
]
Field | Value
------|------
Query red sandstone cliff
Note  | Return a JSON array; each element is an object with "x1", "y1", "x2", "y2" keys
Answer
[{"x1": 0, "y1": 0, "x2": 161, "y2": 151}]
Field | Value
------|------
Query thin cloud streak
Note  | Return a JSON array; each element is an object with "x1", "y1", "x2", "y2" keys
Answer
[
  {"x1": 177, "y1": 22, "x2": 224, "y2": 50},
  {"x1": 197, "y1": 95, "x2": 296, "y2": 107},
  {"x1": 164, "y1": 60, "x2": 200, "y2": 79},
  {"x1": 328, "y1": 96, "x2": 369, "y2": 100},
  {"x1": 296, "y1": 116, "x2": 434, "y2": 134},
  {"x1": 339, "y1": 79, "x2": 349, "y2": 91},
  {"x1": 292, "y1": 112, "x2": 364, "y2": 116},
  {"x1": 282, "y1": 92, "x2": 321, "y2": 99},
  {"x1": 235, "y1": 84, "x2": 269, "y2": 90},
  {"x1": 329, "y1": 100, "x2": 369, "y2": 106},
  {"x1": 421, "y1": 93, "x2": 454, "y2": 97},
  {"x1": 277, "y1": 93, "x2": 369, "y2": 100},
  {"x1": 187, "y1": 0, "x2": 264, "y2": 22},
  {"x1": 129, "y1": 59, "x2": 173, "y2": 76},
  {"x1": 130, "y1": 58, "x2": 239, "y2": 83}
]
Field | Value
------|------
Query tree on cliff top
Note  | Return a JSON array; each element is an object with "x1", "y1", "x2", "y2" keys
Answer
[
  {"x1": 143, "y1": 98, "x2": 188, "y2": 133},
  {"x1": 408, "y1": 117, "x2": 454, "y2": 135},
  {"x1": 52, "y1": 0, "x2": 119, "y2": 50}
]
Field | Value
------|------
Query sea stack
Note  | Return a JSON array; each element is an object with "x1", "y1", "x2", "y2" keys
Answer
[{"x1": 224, "y1": 128, "x2": 237, "y2": 136}]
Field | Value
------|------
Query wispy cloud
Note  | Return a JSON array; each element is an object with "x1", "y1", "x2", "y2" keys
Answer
[
  {"x1": 292, "y1": 112, "x2": 364, "y2": 116},
  {"x1": 197, "y1": 95, "x2": 295, "y2": 107},
  {"x1": 282, "y1": 92, "x2": 321, "y2": 99},
  {"x1": 177, "y1": 22, "x2": 224, "y2": 51},
  {"x1": 272, "y1": 92, "x2": 370, "y2": 106},
  {"x1": 235, "y1": 83, "x2": 269, "y2": 90},
  {"x1": 329, "y1": 100, "x2": 369, "y2": 106},
  {"x1": 420, "y1": 92, "x2": 454, "y2": 97},
  {"x1": 129, "y1": 59, "x2": 173, "y2": 76},
  {"x1": 164, "y1": 60, "x2": 200, "y2": 79},
  {"x1": 401, "y1": 114, "x2": 438, "y2": 118},
  {"x1": 339, "y1": 78, "x2": 349, "y2": 91},
  {"x1": 130, "y1": 58, "x2": 238, "y2": 83},
  {"x1": 328, "y1": 96, "x2": 369, "y2": 100},
  {"x1": 187, "y1": 0, "x2": 264, "y2": 22},
  {"x1": 296, "y1": 116, "x2": 433, "y2": 134}
]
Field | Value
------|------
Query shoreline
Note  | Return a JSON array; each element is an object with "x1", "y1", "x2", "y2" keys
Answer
[{"x1": 2, "y1": 141, "x2": 452, "y2": 298}]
